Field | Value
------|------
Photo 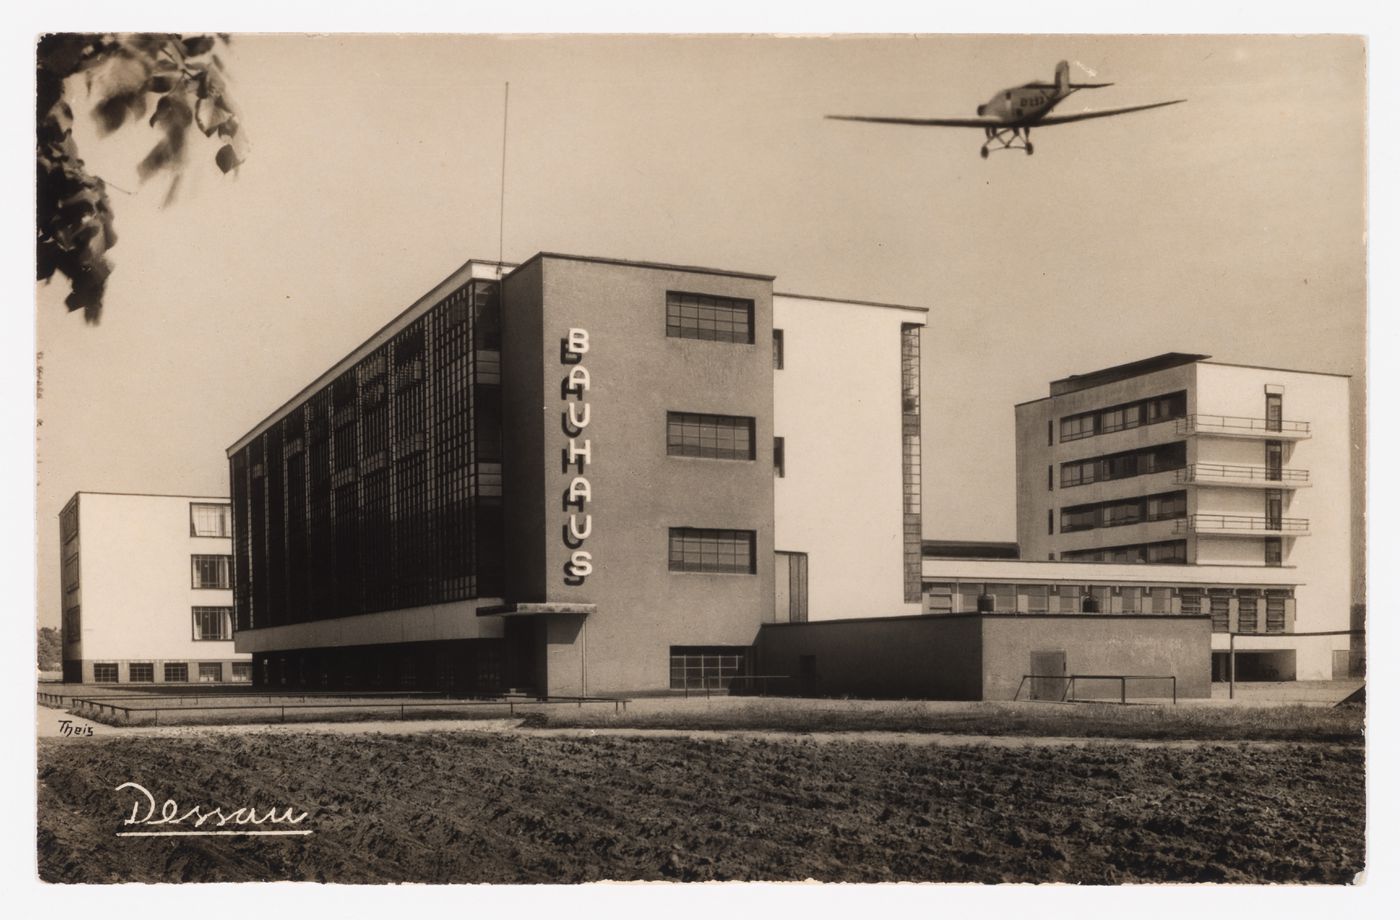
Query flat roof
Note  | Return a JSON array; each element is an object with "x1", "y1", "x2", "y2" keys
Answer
[
  {"x1": 1049, "y1": 353, "x2": 1209, "y2": 397},
  {"x1": 512, "y1": 251, "x2": 776, "y2": 282},
  {"x1": 775, "y1": 291, "x2": 929, "y2": 315},
  {"x1": 1198, "y1": 360, "x2": 1351, "y2": 379},
  {"x1": 228, "y1": 258, "x2": 511, "y2": 454}
]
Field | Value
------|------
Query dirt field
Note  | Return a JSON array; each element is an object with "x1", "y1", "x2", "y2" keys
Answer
[{"x1": 37, "y1": 729, "x2": 1364, "y2": 884}]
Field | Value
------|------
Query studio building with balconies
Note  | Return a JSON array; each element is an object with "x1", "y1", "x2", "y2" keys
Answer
[{"x1": 1014, "y1": 353, "x2": 1352, "y2": 681}]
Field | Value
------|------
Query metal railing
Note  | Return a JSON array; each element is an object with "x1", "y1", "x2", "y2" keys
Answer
[
  {"x1": 1176, "y1": 414, "x2": 1309, "y2": 437},
  {"x1": 1176, "y1": 513, "x2": 1310, "y2": 534},
  {"x1": 1014, "y1": 673, "x2": 1177, "y2": 704},
  {"x1": 1175, "y1": 463, "x2": 1310, "y2": 485},
  {"x1": 59, "y1": 692, "x2": 630, "y2": 725}
]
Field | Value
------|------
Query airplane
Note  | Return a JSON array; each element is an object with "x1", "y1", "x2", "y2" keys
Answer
[{"x1": 827, "y1": 61, "x2": 1185, "y2": 158}]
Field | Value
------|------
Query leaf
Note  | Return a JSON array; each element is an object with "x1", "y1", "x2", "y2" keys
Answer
[
  {"x1": 148, "y1": 73, "x2": 175, "y2": 94},
  {"x1": 94, "y1": 90, "x2": 144, "y2": 134},
  {"x1": 215, "y1": 143, "x2": 242, "y2": 173},
  {"x1": 181, "y1": 35, "x2": 215, "y2": 57}
]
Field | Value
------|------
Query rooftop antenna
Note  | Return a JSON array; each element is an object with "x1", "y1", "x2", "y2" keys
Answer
[{"x1": 498, "y1": 82, "x2": 509, "y2": 272}]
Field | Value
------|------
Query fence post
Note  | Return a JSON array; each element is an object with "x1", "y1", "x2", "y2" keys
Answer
[
  {"x1": 1172, "y1": 676, "x2": 1177, "y2": 705},
  {"x1": 1120, "y1": 677, "x2": 1126, "y2": 705}
]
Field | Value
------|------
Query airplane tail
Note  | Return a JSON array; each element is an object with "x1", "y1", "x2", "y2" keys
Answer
[{"x1": 1055, "y1": 60, "x2": 1071, "y2": 95}]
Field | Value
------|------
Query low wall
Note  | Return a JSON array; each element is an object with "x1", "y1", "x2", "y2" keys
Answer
[
  {"x1": 756, "y1": 613, "x2": 1211, "y2": 701},
  {"x1": 757, "y1": 615, "x2": 984, "y2": 700},
  {"x1": 980, "y1": 614, "x2": 1212, "y2": 700}
]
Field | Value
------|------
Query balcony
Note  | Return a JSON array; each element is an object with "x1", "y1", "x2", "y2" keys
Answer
[
  {"x1": 1175, "y1": 414, "x2": 1310, "y2": 440},
  {"x1": 1174, "y1": 463, "x2": 1311, "y2": 489},
  {"x1": 1174, "y1": 514, "x2": 1310, "y2": 537}
]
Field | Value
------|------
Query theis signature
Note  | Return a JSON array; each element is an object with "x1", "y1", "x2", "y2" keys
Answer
[{"x1": 115, "y1": 782, "x2": 313, "y2": 837}]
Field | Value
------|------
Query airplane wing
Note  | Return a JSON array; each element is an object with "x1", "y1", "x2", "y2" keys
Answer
[
  {"x1": 1033, "y1": 99, "x2": 1186, "y2": 125},
  {"x1": 825, "y1": 115, "x2": 996, "y2": 128}
]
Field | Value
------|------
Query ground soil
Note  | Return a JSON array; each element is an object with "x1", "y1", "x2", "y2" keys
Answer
[{"x1": 37, "y1": 729, "x2": 1364, "y2": 884}]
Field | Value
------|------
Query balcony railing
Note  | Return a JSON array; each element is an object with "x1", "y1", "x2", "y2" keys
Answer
[
  {"x1": 1174, "y1": 514, "x2": 1310, "y2": 534},
  {"x1": 1175, "y1": 463, "x2": 1310, "y2": 485},
  {"x1": 1176, "y1": 414, "x2": 1310, "y2": 437}
]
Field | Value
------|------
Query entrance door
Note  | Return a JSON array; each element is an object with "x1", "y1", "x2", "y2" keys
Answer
[{"x1": 1029, "y1": 650, "x2": 1068, "y2": 700}]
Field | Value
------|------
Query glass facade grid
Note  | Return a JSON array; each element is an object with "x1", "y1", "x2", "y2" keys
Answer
[{"x1": 231, "y1": 279, "x2": 504, "y2": 631}]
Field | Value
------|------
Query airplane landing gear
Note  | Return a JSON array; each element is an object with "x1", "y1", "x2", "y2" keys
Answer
[{"x1": 978, "y1": 126, "x2": 1034, "y2": 159}]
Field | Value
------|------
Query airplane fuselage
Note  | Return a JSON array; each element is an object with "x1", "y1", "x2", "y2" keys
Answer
[{"x1": 976, "y1": 85, "x2": 1072, "y2": 125}]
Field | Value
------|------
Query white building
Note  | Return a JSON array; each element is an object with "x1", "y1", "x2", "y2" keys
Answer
[
  {"x1": 1013, "y1": 354, "x2": 1352, "y2": 680},
  {"x1": 59, "y1": 492, "x2": 251, "y2": 684},
  {"x1": 773, "y1": 292, "x2": 927, "y2": 622}
]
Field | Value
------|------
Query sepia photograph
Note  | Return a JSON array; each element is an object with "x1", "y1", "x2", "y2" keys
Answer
[{"x1": 22, "y1": 7, "x2": 1385, "y2": 900}]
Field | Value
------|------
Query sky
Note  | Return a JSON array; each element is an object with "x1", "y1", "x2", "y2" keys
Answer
[{"x1": 30, "y1": 33, "x2": 1366, "y2": 630}]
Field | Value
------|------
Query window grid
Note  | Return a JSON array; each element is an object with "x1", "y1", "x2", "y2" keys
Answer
[
  {"x1": 1060, "y1": 442, "x2": 1187, "y2": 489},
  {"x1": 192, "y1": 606, "x2": 233, "y2": 641},
  {"x1": 772, "y1": 329, "x2": 784, "y2": 369},
  {"x1": 1238, "y1": 601, "x2": 1259, "y2": 634},
  {"x1": 1266, "y1": 597, "x2": 1286, "y2": 633},
  {"x1": 1059, "y1": 391, "x2": 1187, "y2": 443},
  {"x1": 128, "y1": 662, "x2": 154, "y2": 683},
  {"x1": 1062, "y1": 540, "x2": 1187, "y2": 565},
  {"x1": 901, "y1": 324, "x2": 922, "y2": 602},
  {"x1": 198, "y1": 663, "x2": 224, "y2": 683},
  {"x1": 774, "y1": 436, "x2": 786, "y2": 478},
  {"x1": 164, "y1": 662, "x2": 189, "y2": 683},
  {"x1": 669, "y1": 646, "x2": 749, "y2": 691},
  {"x1": 191, "y1": 555, "x2": 232, "y2": 589},
  {"x1": 92, "y1": 662, "x2": 118, "y2": 682},
  {"x1": 190, "y1": 503, "x2": 232, "y2": 537},
  {"x1": 666, "y1": 412, "x2": 756, "y2": 460},
  {"x1": 1210, "y1": 595, "x2": 1231, "y2": 633},
  {"x1": 668, "y1": 528, "x2": 756, "y2": 574},
  {"x1": 231, "y1": 662, "x2": 252, "y2": 682},
  {"x1": 665, "y1": 291, "x2": 754, "y2": 344}
]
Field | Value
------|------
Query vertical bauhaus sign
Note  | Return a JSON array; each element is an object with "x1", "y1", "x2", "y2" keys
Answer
[{"x1": 562, "y1": 328, "x2": 593, "y2": 584}]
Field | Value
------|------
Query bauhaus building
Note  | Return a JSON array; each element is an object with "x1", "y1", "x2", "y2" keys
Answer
[{"x1": 228, "y1": 253, "x2": 925, "y2": 696}]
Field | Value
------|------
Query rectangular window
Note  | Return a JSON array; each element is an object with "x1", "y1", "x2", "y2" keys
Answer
[
  {"x1": 93, "y1": 662, "x2": 118, "y2": 682},
  {"x1": 1060, "y1": 413, "x2": 1096, "y2": 442},
  {"x1": 1058, "y1": 586, "x2": 1082, "y2": 614},
  {"x1": 1047, "y1": 465, "x2": 1054, "y2": 491},
  {"x1": 1047, "y1": 509, "x2": 1055, "y2": 534},
  {"x1": 1048, "y1": 419, "x2": 1054, "y2": 446},
  {"x1": 1265, "y1": 392, "x2": 1283, "y2": 432},
  {"x1": 1180, "y1": 590, "x2": 1203, "y2": 617},
  {"x1": 773, "y1": 436, "x2": 785, "y2": 478},
  {"x1": 1266, "y1": 596, "x2": 1287, "y2": 633},
  {"x1": 988, "y1": 583, "x2": 1016, "y2": 612},
  {"x1": 192, "y1": 606, "x2": 233, "y2": 641},
  {"x1": 1120, "y1": 587, "x2": 1142, "y2": 613},
  {"x1": 1024, "y1": 585, "x2": 1049, "y2": 613},
  {"x1": 129, "y1": 662, "x2": 154, "y2": 683},
  {"x1": 668, "y1": 528, "x2": 756, "y2": 574},
  {"x1": 669, "y1": 646, "x2": 748, "y2": 691},
  {"x1": 1265, "y1": 489, "x2": 1283, "y2": 530},
  {"x1": 164, "y1": 663, "x2": 189, "y2": 683},
  {"x1": 1264, "y1": 536, "x2": 1283, "y2": 566},
  {"x1": 190, "y1": 502, "x2": 232, "y2": 537},
  {"x1": 666, "y1": 412, "x2": 755, "y2": 460},
  {"x1": 1210, "y1": 595, "x2": 1231, "y2": 633},
  {"x1": 1238, "y1": 598, "x2": 1259, "y2": 634},
  {"x1": 772, "y1": 330, "x2": 784, "y2": 369},
  {"x1": 191, "y1": 555, "x2": 232, "y2": 589},
  {"x1": 666, "y1": 291, "x2": 754, "y2": 344},
  {"x1": 1149, "y1": 587, "x2": 1172, "y2": 614},
  {"x1": 198, "y1": 663, "x2": 224, "y2": 682},
  {"x1": 1265, "y1": 440, "x2": 1283, "y2": 481},
  {"x1": 232, "y1": 662, "x2": 252, "y2": 683},
  {"x1": 924, "y1": 583, "x2": 954, "y2": 614}
]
